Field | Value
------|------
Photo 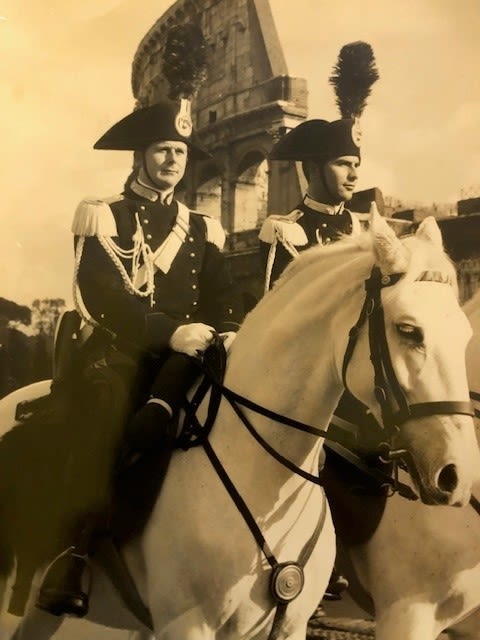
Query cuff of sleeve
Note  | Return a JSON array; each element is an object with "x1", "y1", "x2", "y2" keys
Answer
[{"x1": 144, "y1": 313, "x2": 181, "y2": 352}]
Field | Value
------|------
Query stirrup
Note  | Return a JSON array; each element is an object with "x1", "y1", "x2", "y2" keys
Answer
[{"x1": 36, "y1": 548, "x2": 91, "y2": 618}]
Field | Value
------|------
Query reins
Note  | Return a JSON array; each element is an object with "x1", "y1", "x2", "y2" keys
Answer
[
  {"x1": 180, "y1": 350, "x2": 328, "y2": 640},
  {"x1": 177, "y1": 265, "x2": 477, "y2": 640},
  {"x1": 470, "y1": 390, "x2": 480, "y2": 419}
]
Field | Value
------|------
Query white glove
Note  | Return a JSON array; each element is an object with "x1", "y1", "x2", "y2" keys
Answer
[
  {"x1": 220, "y1": 331, "x2": 236, "y2": 353},
  {"x1": 169, "y1": 323, "x2": 215, "y2": 357}
]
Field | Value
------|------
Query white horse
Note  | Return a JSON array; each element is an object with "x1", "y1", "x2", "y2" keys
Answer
[
  {"x1": 323, "y1": 287, "x2": 480, "y2": 640},
  {"x1": 1, "y1": 211, "x2": 478, "y2": 640}
]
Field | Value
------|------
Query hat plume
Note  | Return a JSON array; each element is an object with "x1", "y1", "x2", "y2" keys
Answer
[
  {"x1": 162, "y1": 23, "x2": 208, "y2": 100},
  {"x1": 329, "y1": 41, "x2": 379, "y2": 119}
]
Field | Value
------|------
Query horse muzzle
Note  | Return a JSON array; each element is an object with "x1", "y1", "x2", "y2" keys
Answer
[{"x1": 397, "y1": 414, "x2": 477, "y2": 507}]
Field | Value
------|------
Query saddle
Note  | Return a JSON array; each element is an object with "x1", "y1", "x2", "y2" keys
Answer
[{"x1": 6, "y1": 311, "x2": 229, "y2": 617}]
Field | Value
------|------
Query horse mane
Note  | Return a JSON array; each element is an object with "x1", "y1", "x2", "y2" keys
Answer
[
  {"x1": 249, "y1": 227, "x2": 459, "y2": 330},
  {"x1": 274, "y1": 230, "x2": 373, "y2": 292}
]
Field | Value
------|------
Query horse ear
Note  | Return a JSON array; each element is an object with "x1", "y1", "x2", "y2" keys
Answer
[
  {"x1": 369, "y1": 202, "x2": 410, "y2": 274},
  {"x1": 415, "y1": 216, "x2": 443, "y2": 247}
]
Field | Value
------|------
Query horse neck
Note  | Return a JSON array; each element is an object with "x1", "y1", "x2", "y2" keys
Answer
[{"x1": 216, "y1": 245, "x2": 370, "y2": 486}]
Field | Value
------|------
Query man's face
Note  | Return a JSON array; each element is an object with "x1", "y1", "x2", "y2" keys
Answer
[
  {"x1": 322, "y1": 155, "x2": 360, "y2": 202},
  {"x1": 143, "y1": 140, "x2": 188, "y2": 191}
]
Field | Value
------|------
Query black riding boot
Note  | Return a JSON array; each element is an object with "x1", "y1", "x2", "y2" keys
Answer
[
  {"x1": 118, "y1": 401, "x2": 173, "y2": 469},
  {"x1": 36, "y1": 523, "x2": 94, "y2": 617},
  {"x1": 112, "y1": 400, "x2": 179, "y2": 543},
  {"x1": 323, "y1": 566, "x2": 349, "y2": 601}
]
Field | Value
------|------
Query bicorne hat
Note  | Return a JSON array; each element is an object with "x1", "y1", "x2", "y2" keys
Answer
[
  {"x1": 93, "y1": 99, "x2": 210, "y2": 159},
  {"x1": 270, "y1": 42, "x2": 379, "y2": 162},
  {"x1": 93, "y1": 23, "x2": 211, "y2": 160}
]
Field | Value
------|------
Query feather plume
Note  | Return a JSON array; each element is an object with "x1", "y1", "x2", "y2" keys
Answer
[
  {"x1": 329, "y1": 42, "x2": 379, "y2": 119},
  {"x1": 162, "y1": 23, "x2": 208, "y2": 100}
]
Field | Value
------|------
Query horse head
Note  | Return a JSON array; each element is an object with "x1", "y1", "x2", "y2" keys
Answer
[{"x1": 344, "y1": 205, "x2": 478, "y2": 506}]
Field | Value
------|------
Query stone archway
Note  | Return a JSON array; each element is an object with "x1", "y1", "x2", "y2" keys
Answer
[
  {"x1": 195, "y1": 163, "x2": 222, "y2": 219},
  {"x1": 233, "y1": 151, "x2": 268, "y2": 232}
]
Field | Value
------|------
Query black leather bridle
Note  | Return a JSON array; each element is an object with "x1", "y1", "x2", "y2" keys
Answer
[
  {"x1": 179, "y1": 265, "x2": 475, "y2": 640},
  {"x1": 341, "y1": 266, "x2": 474, "y2": 456}
]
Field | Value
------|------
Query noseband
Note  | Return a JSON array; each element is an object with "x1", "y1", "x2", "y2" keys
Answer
[{"x1": 341, "y1": 266, "x2": 475, "y2": 447}]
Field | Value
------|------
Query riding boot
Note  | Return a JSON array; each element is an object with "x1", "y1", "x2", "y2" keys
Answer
[
  {"x1": 112, "y1": 400, "x2": 178, "y2": 543},
  {"x1": 36, "y1": 522, "x2": 95, "y2": 617},
  {"x1": 322, "y1": 566, "x2": 349, "y2": 601},
  {"x1": 117, "y1": 400, "x2": 173, "y2": 470}
]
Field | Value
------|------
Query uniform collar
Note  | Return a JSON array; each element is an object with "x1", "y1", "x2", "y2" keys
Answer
[
  {"x1": 130, "y1": 176, "x2": 175, "y2": 204},
  {"x1": 304, "y1": 195, "x2": 345, "y2": 216}
]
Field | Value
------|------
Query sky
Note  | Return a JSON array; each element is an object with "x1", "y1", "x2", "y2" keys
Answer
[{"x1": 1, "y1": 0, "x2": 479, "y2": 306}]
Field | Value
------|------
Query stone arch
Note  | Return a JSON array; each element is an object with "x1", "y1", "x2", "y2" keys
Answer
[
  {"x1": 233, "y1": 150, "x2": 268, "y2": 232},
  {"x1": 195, "y1": 161, "x2": 222, "y2": 219}
]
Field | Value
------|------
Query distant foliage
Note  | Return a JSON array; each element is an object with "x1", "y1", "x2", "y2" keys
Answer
[
  {"x1": 31, "y1": 298, "x2": 66, "y2": 336},
  {"x1": 0, "y1": 297, "x2": 65, "y2": 398}
]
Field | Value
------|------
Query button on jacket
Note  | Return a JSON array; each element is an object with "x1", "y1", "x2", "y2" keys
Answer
[{"x1": 76, "y1": 187, "x2": 241, "y2": 356}]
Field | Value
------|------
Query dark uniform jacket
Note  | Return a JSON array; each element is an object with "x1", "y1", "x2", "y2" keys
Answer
[
  {"x1": 259, "y1": 195, "x2": 360, "y2": 289},
  {"x1": 75, "y1": 180, "x2": 241, "y2": 357}
]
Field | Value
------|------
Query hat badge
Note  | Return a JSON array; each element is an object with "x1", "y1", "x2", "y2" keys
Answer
[
  {"x1": 351, "y1": 118, "x2": 362, "y2": 147},
  {"x1": 175, "y1": 98, "x2": 193, "y2": 138}
]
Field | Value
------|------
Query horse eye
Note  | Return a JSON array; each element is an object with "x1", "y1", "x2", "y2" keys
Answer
[{"x1": 396, "y1": 323, "x2": 424, "y2": 344}]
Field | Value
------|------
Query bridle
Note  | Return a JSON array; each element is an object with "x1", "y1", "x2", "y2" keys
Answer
[
  {"x1": 341, "y1": 266, "x2": 475, "y2": 461},
  {"x1": 179, "y1": 264, "x2": 475, "y2": 640}
]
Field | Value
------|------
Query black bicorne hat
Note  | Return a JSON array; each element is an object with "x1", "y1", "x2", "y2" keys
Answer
[
  {"x1": 269, "y1": 118, "x2": 361, "y2": 162},
  {"x1": 93, "y1": 99, "x2": 211, "y2": 159},
  {"x1": 93, "y1": 23, "x2": 211, "y2": 160},
  {"x1": 270, "y1": 42, "x2": 379, "y2": 163}
]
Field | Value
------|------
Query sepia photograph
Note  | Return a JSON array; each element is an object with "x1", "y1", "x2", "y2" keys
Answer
[{"x1": 1, "y1": 1, "x2": 479, "y2": 638}]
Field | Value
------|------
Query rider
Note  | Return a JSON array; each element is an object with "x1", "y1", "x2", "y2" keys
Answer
[
  {"x1": 259, "y1": 42, "x2": 379, "y2": 599},
  {"x1": 36, "y1": 40, "x2": 242, "y2": 618},
  {"x1": 259, "y1": 120, "x2": 362, "y2": 290},
  {"x1": 259, "y1": 41, "x2": 378, "y2": 291}
]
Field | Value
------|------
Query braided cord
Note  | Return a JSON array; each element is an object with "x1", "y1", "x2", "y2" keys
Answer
[
  {"x1": 73, "y1": 212, "x2": 157, "y2": 328},
  {"x1": 97, "y1": 213, "x2": 155, "y2": 299},
  {"x1": 73, "y1": 236, "x2": 99, "y2": 328},
  {"x1": 264, "y1": 230, "x2": 300, "y2": 294}
]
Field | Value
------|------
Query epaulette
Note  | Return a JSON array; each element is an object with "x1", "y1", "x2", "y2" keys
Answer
[
  {"x1": 71, "y1": 196, "x2": 122, "y2": 237},
  {"x1": 258, "y1": 210, "x2": 307, "y2": 246},
  {"x1": 192, "y1": 211, "x2": 226, "y2": 250}
]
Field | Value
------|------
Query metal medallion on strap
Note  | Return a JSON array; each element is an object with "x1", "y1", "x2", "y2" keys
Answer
[{"x1": 270, "y1": 562, "x2": 305, "y2": 604}]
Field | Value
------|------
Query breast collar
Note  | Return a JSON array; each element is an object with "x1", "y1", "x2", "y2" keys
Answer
[{"x1": 303, "y1": 195, "x2": 345, "y2": 216}]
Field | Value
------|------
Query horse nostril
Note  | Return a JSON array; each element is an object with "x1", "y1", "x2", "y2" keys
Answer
[{"x1": 437, "y1": 464, "x2": 458, "y2": 493}]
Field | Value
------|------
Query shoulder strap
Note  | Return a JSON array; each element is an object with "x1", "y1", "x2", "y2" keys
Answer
[
  {"x1": 151, "y1": 202, "x2": 190, "y2": 274},
  {"x1": 133, "y1": 202, "x2": 191, "y2": 289}
]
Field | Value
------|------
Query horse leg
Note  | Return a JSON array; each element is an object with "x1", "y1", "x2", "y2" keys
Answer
[
  {"x1": 9, "y1": 608, "x2": 63, "y2": 640},
  {"x1": 0, "y1": 574, "x2": 16, "y2": 640},
  {"x1": 9, "y1": 571, "x2": 64, "y2": 640},
  {"x1": 447, "y1": 609, "x2": 480, "y2": 640},
  {"x1": 375, "y1": 602, "x2": 438, "y2": 640},
  {"x1": 152, "y1": 607, "x2": 215, "y2": 640}
]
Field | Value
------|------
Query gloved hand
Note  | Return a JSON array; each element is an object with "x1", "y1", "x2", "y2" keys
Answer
[
  {"x1": 219, "y1": 331, "x2": 236, "y2": 353},
  {"x1": 169, "y1": 323, "x2": 215, "y2": 357}
]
